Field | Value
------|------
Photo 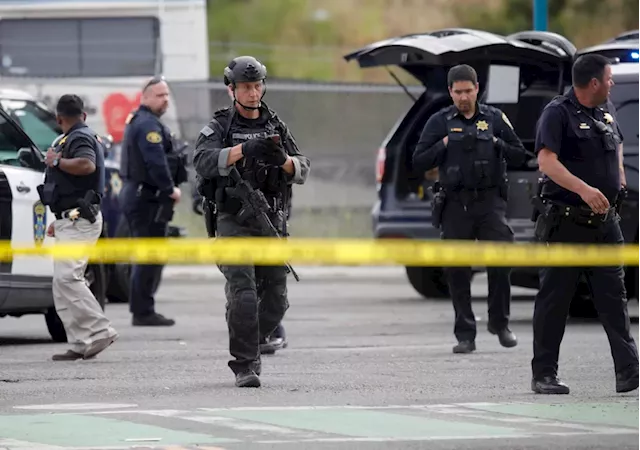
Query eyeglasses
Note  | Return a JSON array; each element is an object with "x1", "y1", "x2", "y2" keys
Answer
[{"x1": 142, "y1": 75, "x2": 166, "y2": 91}]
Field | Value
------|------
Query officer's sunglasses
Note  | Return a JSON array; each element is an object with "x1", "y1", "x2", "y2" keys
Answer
[{"x1": 142, "y1": 75, "x2": 166, "y2": 91}]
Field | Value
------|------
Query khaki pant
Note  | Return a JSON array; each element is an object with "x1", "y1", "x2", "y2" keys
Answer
[{"x1": 52, "y1": 212, "x2": 117, "y2": 354}]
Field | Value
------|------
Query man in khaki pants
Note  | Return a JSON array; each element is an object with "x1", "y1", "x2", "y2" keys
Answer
[{"x1": 40, "y1": 94, "x2": 119, "y2": 361}]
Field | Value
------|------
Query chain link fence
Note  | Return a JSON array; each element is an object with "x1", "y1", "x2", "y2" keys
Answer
[{"x1": 169, "y1": 79, "x2": 423, "y2": 238}]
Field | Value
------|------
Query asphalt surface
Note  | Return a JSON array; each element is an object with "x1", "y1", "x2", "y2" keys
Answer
[{"x1": 0, "y1": 269, "x2": 638, "y2": 450}]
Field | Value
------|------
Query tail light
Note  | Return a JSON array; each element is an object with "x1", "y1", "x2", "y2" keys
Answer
[{"x1": 375, "y1": 146, "x2": 386, "y2": 189}]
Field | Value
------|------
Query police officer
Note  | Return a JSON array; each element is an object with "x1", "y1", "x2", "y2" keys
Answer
[
  {"x1": 119, "y1": 76, "x2": 187, "y2": 327},
  {"x1": 531, "y1": 54, "x2": 638, "y2": 394},
  {"x1": 193, "y1": 56, "x2": 309, "y2": 388},
  {"x1": 412, "y1": 64, "x2": 527, "y2": 354},
  {"x1": 40, "y1": 94, "x2": 119, "y2": 361}
]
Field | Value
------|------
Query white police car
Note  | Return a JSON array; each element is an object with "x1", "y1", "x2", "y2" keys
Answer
[{"x1": 0, "y1": 89, "x2": 106, "y2": 342}]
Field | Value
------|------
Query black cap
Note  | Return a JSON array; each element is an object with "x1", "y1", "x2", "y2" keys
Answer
[{"x1": 223, "y1": 56, "x2": 267, "y2": 86}]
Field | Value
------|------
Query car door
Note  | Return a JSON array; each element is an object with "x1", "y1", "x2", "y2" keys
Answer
[{"x1": 0, "y1": 107, "x2": 55, "y2": 287}]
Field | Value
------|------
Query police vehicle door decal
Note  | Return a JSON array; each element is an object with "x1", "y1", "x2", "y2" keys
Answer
[{"x1": 2, "y1": 167, "x2": 54, "y2": 277}]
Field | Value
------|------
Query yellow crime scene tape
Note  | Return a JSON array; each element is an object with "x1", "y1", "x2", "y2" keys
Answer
[{"x1": 1, "y1": 238, "x2": 637, "y2": 267}]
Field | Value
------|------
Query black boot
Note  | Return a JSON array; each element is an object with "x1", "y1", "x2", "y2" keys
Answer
[
  {"x1": 488, "y1": 325, "x2": 518, "y2": 348},
  {"x1": 531, "y1": 376, "x2": 570, "y2": 394},
  {"x1": 453, "y1": 340, "x2": 476, "y2": 354},
  {"x1": 235, "y1": 370, "x2": 261, "y2": 388},
  {"x1": 616, "y1": 367, "x2": 639, "y2": 393}
]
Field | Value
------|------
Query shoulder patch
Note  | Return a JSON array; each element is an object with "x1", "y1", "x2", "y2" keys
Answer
[
  {"x1": 200, "y1": 125, "x2": 215, "y2": 137},
  {"x1": 603, "y1": 112, "x2": 614, "y2": 124},
  {"x1": 146, "y1": 131, "x2": 162, "y2": 144},
  {"x1": 501, "y1": 112, "x2": 514, "y2": 130}
]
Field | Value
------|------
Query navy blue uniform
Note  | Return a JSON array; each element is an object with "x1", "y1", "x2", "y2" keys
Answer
[
  {"x1": 413, "y1": 103, "x2": 526, "y2": 347},
  {"x1": 119, "y1": 105, "x2": 175, "y2": 320},
  {"x1": 532, "y1": 88, "x2": 638, "y2": 389}
]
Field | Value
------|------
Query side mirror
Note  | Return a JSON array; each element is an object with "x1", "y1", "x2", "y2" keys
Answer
[{"x1": 18, "y1": 148, "x2": 46, "y2": 171}]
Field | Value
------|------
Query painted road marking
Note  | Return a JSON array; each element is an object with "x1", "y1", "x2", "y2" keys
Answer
[
  {"x1": 0, "y1": 401, "x2": 636, "y2": 448},
  {"x1": 13, "y1": 403, "x2": 138, "y2": 411},
  {"x1": 0, "y1": 414, "x2": 237, "y2": 447}
]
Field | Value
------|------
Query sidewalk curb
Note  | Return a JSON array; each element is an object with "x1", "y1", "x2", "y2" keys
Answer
[{"x1": 163, "y1": 265, "x2": 407, "y2": 282}]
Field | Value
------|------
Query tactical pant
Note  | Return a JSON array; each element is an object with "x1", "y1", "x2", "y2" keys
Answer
[
  {"x1": 52, "y1": 212, "x2": 118, "y2": 353},
  {"x1": 120, "y1": 183, "x2": 168, "y2": 317},
  {"x1": 532, "y1": 214, "x2": 638, "y2": 379},
  {"x1": 440, "y1": 190, "x2": 513, "y2": 342},
  {"x1": 217, "y1": 212, "x2": 289, "y2": 375}
]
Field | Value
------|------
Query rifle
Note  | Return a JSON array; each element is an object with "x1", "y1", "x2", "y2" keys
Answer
[{"x1": 226, "y1": 166, "x2": 300, "y2": 282}]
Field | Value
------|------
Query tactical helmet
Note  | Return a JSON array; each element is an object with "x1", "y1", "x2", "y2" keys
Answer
[{"x1": 223, "y1": 56, "x2": 267, "y2": 86}]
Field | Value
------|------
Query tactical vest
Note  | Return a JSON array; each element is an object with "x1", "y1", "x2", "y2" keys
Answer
[
  {"x1": 439, "y1": 108, "x2": 503, "y2": 191},
  {"x1": 198, "y1": 105, "x2": 288, "y2": 201},
  {"x1": 42, "y1": 125, "x2": 105, "y2": 213},
  {"x1": 120, "y1": 108, "x2": 185, "y2": 188}
]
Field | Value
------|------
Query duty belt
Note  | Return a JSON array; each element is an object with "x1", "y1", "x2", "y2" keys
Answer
[
  {"x1": 55, "y1": 204, "x2": 99, "y2": 221},
  {"x1": 550, "y1": 202, "x2": 616, "y2": 225}
]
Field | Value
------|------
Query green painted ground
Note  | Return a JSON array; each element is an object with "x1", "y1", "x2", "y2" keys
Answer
[{"x1": 0, "y1": 401, "x2": 636, "y2": 449}]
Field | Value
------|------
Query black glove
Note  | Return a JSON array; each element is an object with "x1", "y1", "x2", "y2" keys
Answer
[{"x1": 242, "y1": 138, "x2": 287, "y2": 166}]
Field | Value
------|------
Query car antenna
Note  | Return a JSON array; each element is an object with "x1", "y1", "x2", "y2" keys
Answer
[{"x1": 385, "y1": 66, "x2": 418, "y2": 102}]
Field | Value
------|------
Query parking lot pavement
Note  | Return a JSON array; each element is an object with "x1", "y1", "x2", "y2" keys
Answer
[{"x1": 0, "y1": 272, "x2": 637, "y2": 449}]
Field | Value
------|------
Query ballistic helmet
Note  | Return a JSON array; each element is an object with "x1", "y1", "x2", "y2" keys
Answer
[{"x1": 223, "y1": 56, "x2": 267, "y2": 86}]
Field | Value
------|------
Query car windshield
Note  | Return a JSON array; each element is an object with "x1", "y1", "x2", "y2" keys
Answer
[
  {"x1": 0, "y1": 99, "x2": 60, "y2": 152},
  {"x1": 0, "y1": 109, "x2": 37, "y2": 165}
]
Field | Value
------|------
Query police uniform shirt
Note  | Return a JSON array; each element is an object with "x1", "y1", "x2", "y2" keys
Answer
[
  {"x1": 412, "y1": 103, "x2": 526, "y2": 174},
  {"x1": 534, "y1": 88, "x2": 623, "y2": 206},
  {"x1": 121, "y1": 105, "x2": 174, "y2": 196},
  {"x1": 52, "y1": 123, "x2": 99, "y2": 169}
]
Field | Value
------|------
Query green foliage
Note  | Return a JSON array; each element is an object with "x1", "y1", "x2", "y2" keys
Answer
[
  {"x1": 451, "y1": 0, "x2": 568, "y2": 37},
  {"x1": 207, "y1": 0, "x2": 343, "y2": 81}
]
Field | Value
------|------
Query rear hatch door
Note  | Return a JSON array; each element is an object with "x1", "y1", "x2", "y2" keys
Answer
[{"x1": 344, "y1": 28, "x2": 575, "y2": 86}]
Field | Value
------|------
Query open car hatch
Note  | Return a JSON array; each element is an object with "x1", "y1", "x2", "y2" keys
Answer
[{"x1": 344, "y1": 28, "x2": 576, "y2": 86}]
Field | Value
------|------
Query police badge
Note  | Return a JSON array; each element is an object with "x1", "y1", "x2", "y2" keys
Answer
[{"x1": 33, "y1": 200, "x2": 47, "y2": 246}]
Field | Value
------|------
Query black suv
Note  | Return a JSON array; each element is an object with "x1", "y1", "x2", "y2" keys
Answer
[{"x1": 344, "y1": 29, "x2": 638, "y2": 316}]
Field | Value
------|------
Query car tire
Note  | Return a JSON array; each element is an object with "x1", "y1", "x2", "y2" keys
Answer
[
  {"x1": 106, "y1": 217, "x2": 131, "y2": 304},
  {"x1": 406, "y1": 266, "x2": 450, "y2": 299},
  {"x1": 45, "y1": 263, "x2": 108, "y2": 343}
]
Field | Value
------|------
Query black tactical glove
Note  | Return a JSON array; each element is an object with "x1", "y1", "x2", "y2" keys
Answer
[{"x1": 242, "y1": 138, "x2": 287, "y2": 166}]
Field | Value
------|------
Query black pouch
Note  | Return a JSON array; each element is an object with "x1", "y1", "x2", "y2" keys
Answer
[
  {"x1": 533, "y1": 215, "x2": 552, "y2": 242},
  {"x1": 154, "y1": 201, "x2": 175, "y2": 223},
  {"x1": 37, "y1": 183, "x2": 57, "y2": 206}
]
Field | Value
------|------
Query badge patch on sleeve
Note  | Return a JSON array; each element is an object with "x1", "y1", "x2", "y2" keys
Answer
[
  {"x1": 146, "y1": 131, "x2": 162, "y2": 144},
  {"x1": 603, "y1": 112, "x2": 614, "y2": 124},
  {"x1": 501, "y1": 112, "x2": 514, "y2": 129}
]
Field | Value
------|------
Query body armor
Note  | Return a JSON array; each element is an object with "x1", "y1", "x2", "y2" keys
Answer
[
  {"x1": 439, "y1": 105, "x2": 504, "y2": 192},
  {"x1": 40, "y1": 125, "x2": 104, "y2": 213}
]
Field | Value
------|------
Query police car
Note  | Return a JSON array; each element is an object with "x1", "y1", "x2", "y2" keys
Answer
[
  {"x1": 345, "y1": 29, "x2": 639, "y2": 317},
  {"x1": 0, "y1": 89, "x2": 100, "y2": 342},
  {"x1": 0, "y1": 89, "x2": 187, "y2": 340}
]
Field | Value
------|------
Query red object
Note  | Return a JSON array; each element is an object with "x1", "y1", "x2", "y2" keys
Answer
[{"x1": 102, "y1": 92, "x2": 142, "y2": 143}]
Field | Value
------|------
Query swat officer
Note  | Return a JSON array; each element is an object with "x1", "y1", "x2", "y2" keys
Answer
[
  {"x1": 412, "y1": 64, "x2": 527, "y2": 355},
  {"x1": 531, "y1": 54, "x2": 638, "y2": 395},
  {"x1": 193, "y1": 56, "x2": 309, "y2": 388},
  {"x1": 119, "y1": 76, "x2": 188, "y2": 327},
  {"x1": 39, "y1": 94, "x2": 119, "y2": 361}
]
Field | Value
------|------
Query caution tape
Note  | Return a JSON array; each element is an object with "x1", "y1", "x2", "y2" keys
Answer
[{"x1": 0, "y1": 238, "x2": 637, "y2": 267}]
